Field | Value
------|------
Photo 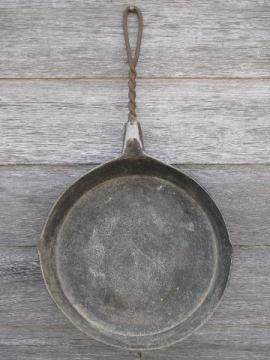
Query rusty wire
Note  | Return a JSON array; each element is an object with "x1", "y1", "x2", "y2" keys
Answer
[{"x1": 123, "y1": 5, "x2": 143, "y2": 122}]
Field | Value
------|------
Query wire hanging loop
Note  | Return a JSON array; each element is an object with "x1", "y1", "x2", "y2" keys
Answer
[{"x1": 123, "y1": 5, "x2": 143, "y2": 122}]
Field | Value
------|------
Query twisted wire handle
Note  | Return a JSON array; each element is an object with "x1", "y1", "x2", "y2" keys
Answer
[{"x1": 123, "y1": 6, "x2": 143, "y2": 122}]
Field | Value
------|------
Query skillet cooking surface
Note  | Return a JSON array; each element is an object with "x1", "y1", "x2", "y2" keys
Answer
[
  {"x1": 39, "y1": 156, "x2": 231, "y2": 349},
  {"x1": 39, "y1": 6, "x2": 231, "y2": 350},
  {"x1": 58, "y1": 175, "x2": 215, "y2": 335}
]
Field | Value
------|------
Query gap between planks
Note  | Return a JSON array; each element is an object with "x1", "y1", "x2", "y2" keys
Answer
[
  {"x1": 1, "y1": 163, "x2": 270, "y2": 168},
  {"x1": 1, "y1": 77, "x2": 270, "y2": 81}
]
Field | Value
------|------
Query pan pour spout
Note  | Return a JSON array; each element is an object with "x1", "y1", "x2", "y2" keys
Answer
[{"x1": 122, "y1": 5, "x2": 144, "y2": 156}]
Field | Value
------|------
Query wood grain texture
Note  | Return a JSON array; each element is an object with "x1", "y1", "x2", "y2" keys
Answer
[
  {"x1": 1, "y1": 164, "x2": 270, "y2": 247},
  {"x1": 0, "y1": 245, "x2": 269, "y2": 359},
  {"x1": 1, "y1": 164, "x2": 269, "y2": 247},
  {"x1": 1, "y1": 246, "x2": 269, "y2": 327},
  {"x1": 1, "y1": 165, "x2": 269, "y2": 358},
  {"x1": 0, "y1": 328, "x2": 269, "y2": 360},
  {"x1": 0, "y1": 0, "x2": 270, "y2": 78},
  {"x1": 1, "y1": 0, "x2": 270, "y2": 358},
  {"x1": 1, "y1": 326, "x2": 269, "y2": 360},
  {"x1": 1, "y1": 79, "x2": 270, "y2": 165}
]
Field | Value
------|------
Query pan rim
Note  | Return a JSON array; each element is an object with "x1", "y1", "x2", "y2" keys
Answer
[{"x1": 38, "y1": 154, "x2": 232, "y2": 350}]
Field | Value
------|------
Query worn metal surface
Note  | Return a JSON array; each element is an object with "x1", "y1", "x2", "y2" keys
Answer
[
  {"x1": 38, "y1": 6, "x2": 231, "y2": 350},
  {"x1": 2, "y1": 0, "x2": 270, "y2": 358},
  {"x1": 39, "y1": 155, "x2": 232, "y2": 350}
]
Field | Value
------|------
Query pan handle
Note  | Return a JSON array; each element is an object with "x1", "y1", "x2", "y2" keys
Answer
[
  {"x1": 122, "y1": 5, "x2": 144, "y2": 156},
  {"x1": 122, "y1": 120, "x2": 144, "y2": 156}
]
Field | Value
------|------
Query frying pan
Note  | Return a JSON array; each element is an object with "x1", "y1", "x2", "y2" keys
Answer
[{"x1": 38, "y1": 6, "x2": 232, "y2": 350}]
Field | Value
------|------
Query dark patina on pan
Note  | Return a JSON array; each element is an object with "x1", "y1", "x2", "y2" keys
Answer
[{"x1": 38, "y1": 6, "x2": 232, "y2": 350}]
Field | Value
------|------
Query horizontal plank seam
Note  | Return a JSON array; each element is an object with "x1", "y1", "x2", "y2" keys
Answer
[
  {"x1": 1, "y1": 163, "x2": 270, "y2": 168},
  {"x1": 1, "y1": 323, "x2": 270, "y2": 331},
  {"x1": 1, "y1": 77, "x2": 270, "y2": 82}
]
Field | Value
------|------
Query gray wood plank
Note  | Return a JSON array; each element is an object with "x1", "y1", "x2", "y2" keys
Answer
[
  {"x1": 0, "y1": 164, "x2": 269, "y2": 247},
  {"x1": 1, "y1": 0, "x2": 270, "y2": 78},
  {"x1": 1, "y1": 79, "x2": 270, "y2": 165},
  {"x1": 0, "y1": 326, "x2": 269, "y2": 360},
  {"x1": 0, "y1": 245, "x2": 269, "y2": 359}
]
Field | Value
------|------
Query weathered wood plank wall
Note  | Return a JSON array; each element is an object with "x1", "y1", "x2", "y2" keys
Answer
[
  {"x1": 1, "y1": 80, "x2": 270, "y2": 164},
  {"x1": 0, "y1": 0, "x2": 269, "y2": 359},
  {"x1": 1, "y1": 0, "x2": 270, "y2": 78}
]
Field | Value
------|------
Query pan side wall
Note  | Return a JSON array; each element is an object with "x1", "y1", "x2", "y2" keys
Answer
[{"x1": 1, "y1": 0, "x2": 270, "y2": 357}]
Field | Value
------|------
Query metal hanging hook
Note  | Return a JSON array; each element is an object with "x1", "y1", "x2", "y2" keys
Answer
[
  {"x1": 123, "y1": 5, "x2": 143, "y2": 122},
  {"x1": 123, "y1": 5, "x2": 143, "y2": 68}
]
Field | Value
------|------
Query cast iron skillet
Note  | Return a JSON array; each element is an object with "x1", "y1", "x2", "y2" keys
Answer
[{"x1": 38, "y1": 6, "x2": 232, "y2": 350}]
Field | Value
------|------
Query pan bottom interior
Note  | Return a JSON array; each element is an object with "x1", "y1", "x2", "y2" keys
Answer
[{"x1": 56, "y1": 175, "x2": 217, "y2": 337}]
